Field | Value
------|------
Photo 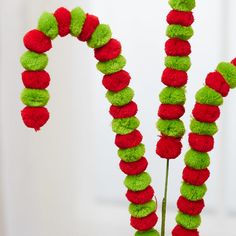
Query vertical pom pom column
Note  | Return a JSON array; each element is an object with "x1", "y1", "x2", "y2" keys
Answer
[
  {"x1": 172, "y1": 59, "x2": 236, "y2": 236},
  {"x1": 20, "y1": 7, "x2": 160, "y2": 235}
]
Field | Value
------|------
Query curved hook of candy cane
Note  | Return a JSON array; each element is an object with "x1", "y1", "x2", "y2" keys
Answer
[
  {"x1": 19, "y1": 7, "x2": 160, "y2": 236},
  {"x1": 172, "y1": 59, "x2": 236, "y2": 236}
]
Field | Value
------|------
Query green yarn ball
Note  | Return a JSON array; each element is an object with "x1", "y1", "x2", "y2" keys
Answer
[
  {"x1": 21, "y1": 88, "x2": 50, "y2": 107},
  {"x1": 181, "y1": 182, "x2": 207, "y2": 201},
  {"x1": 190, "y1": 119, "x2": 218, "y2": 136},
  {"x1": 166, "y1": 25, "x2": 194, "y2": 41},
  {"x1": 124, "y1": 172, "x2": 151, "y2": 191},
  {"x1": 169, "y1": 0, "x2": 196, "y2": 11},
  {"x1": 159, "y1": 87, "x2": 186, "y2": 105},
  {"x1": 112, "y1": 117, "x2": 140, "y2": 135},
  {"x1": 87, "y1": 24, "x2": 112, "y2": 48},
  {"x1": 118, "y1": 144, "x2": 145, "y2": 162},
  {"x1": 38, "y1": 12, "x2": 58, "y2": 39},
  {"x1": 135, "y1": 229, "x2": 160, "y2": 236},
  {"x1": 106, "y1": 87, "x2": 134, "y2": 106},
  {"x1": 195, "y1": 86, "x2": 223, "y2": 106},
  {"x1": 216, "y1": 62, "x2": 236, "y2": 88},
  {"x1": 157, "y1": 119, "x2": 185, "y2": 138},
  {"x1": 20, "y1": 51, "x2": 48, "y2": 71},
  {"x1": 184, "y1": 149, "x2": 210, "y2": 170},
  {"x1": 70, "y1": 7, "x2": 86, "y2": 37},
  {"x1": 176, "y1": 212, "x2": 201, "y2": 230},
  {"x1": 165, "y1": 56, "x2": 191, "y2": 72},
  {"x1": 129, "y1": 200, "x2": 157, "y2": 218},
  {"x1": 97, "y1": 55, "x2": 126, "y2": 75}
]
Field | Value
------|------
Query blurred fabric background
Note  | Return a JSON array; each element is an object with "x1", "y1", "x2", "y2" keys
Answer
[{"x1": 1, "y1": 0, "x2": 236, "y2": 235}]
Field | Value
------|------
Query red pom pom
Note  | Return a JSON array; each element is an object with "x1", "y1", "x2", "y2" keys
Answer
[
  {"x1": 79, "y1": 14, "x2": 99, "y2": 41},
  {"x1": 21, "y1": 107, "x2": 49, "y2": 131},
  {"x1": 95, "y1": 39, "x2": 122, "y2": 61},
  {"x1": 162, "y1": 68, "x2": 188, "y2": 87},
  {"x1": 102, "y1": 70, "x2": 131, "y2": 92},
  {"x1": 115, "y1": 130, "x2": 142, "y2": 149},
  {"x1": 23, "y1": 29, "x2": 52, "y2": 53},
  {"x1": 231, "y1": 58, "x2": 236, "y2": 66},
  {"x1": 156, "y1": 136, "x2": 182, "y2": 159},
  {"x1": 167, "y1": 10, "x2": 194, "y2": 27},
  {"x1": 205, "y1": 72, "x2": 230, "y2": 97},
  {"x1": 192, "y1": 103, "x2": 220, "y2": 123},
  {"x1": 126, "y1": 186, "x2": 155, "y2": 204},
  {"x1": 165, "y1": 38, "x2": 191, "y2": 56},
  {"x1": 54, "y1": 7, "x2": 71, "y2": 37},
  {"x1": 177, "y1": 196, "x2": 205, "y2": 216},
  {"x1": 131, "y1": 212, "x2": 158, "y2": 231},
  {"x1": 158, "y1": 104, "x2": 185, "y2": 119},
  {"x1": 22, "y1": 71, "x2": 50, "y2": 89},
  {"x1": 189, "y1": 133, "x2": 214, "y2": 152},
  {"x1": 120, "y1": 157, "x2": 148, "y2": 175},
  {"x1": 183, "y1": 166, "x2": 210, "y2": 186},
  {"x1": 172, "y1": 225, "x2": 199, "y2": 236},
  {"x1": 110, "y1": 102, "x2": 138, "y2": 119}
]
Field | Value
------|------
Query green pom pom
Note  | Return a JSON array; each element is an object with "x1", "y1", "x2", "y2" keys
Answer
[
  {"x1": 176, "y1": 212, "x2": 201, "y2": 230},
  {"x1": 157, "y1": 119, "x2": 185, "y2": 138},
  {"x1": 97, "y1": 55, "x2": 126, "y2": 75},
  {"x1": 166, "y1": 25, "x2": 194, "y2": 41},
  {"x1": 165, "y1": 56, "x2": 191, "y2": 71},
  {"x1": 20, "y1": 51, "x2": 48, "y2": 71},
  {"x1": 87, "y1": 24, "x2": 112, "y2": 48},
  {"x1": 135, "y1": 229, "x2": 160, "y2": 236},
  {"x1": 124, "y1": 172, "x2": 151, "y2": 191},
  {"x1": 38, "y1": 12, "x2": 58, "y2": 39},
  {"x1": 112, "y1": 117, "x2": 140, "y2": 135},
  {"x1": 216, "y1": 62, "x2": 236, "y2": 88},
  {"x1": 169, "y1": 0, "x2": 196, "y2": 11},
  {"x1": 129, "y1": 200, "x2": 157, "y2": 218},
  {"x1": 181, "y1": 182, "x2": 207, "y2": 201},
  {"x1": 190, "y1": 119, "x2": 218, "y2": 136},
  {"x1": 184, "y1": 149, "x2": 210, "y2": 170},
  {"x1": 195, "y1": 86, "x2": 223, "y2": 106},
  {"x1": 21, "y1": 88, "x2": 50, "y2": 107},
  {"x1": 70, "y1": 7, "x2": 86, "y2": 37},
  {"x1": 106, "y1": 87, "x2": 134, "y2": 106},
  {"x1": 118, "y1": 144, "x2": 145, "y2": 162},
  {"x1": 159, "y1": 87, "x2": 186, "y2": 105}
]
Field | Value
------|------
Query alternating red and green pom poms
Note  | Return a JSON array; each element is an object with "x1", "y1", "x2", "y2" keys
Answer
[{"x1": 172, "y1": 59, "x2": 236, "y2": 235}]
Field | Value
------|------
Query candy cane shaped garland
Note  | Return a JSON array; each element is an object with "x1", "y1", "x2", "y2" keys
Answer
[{"x1": 20, "y1": 7, "x2": 160, "y2": 236}]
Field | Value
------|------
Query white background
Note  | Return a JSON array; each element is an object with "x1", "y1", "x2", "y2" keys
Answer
[{"x1": 0, "y1": 0, "x2": 236, "y2": 235}]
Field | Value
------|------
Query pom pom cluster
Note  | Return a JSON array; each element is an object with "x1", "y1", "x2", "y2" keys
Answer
[
  {"x1": 172, "y1": 58, "x2": 236, "y2": 235},
  {"x1": 156, "y1": 0, "x2": 196, "y2": 159},
  {"x1": 20, "y1": 6, "x2": 160, "y2": 235}
]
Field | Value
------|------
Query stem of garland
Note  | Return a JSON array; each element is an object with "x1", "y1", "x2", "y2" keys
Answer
[{"x1": 161, "y1": 159, "x2": 170, "y2": 236}]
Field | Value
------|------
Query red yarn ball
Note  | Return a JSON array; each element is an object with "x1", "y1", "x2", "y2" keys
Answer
[
  {"x1": 126, "y1": 186, "x2": 155, "y2": 204},
  {"x1": 165, "y1": 38, "x2": 191, "y2": 56},
  {"x1": 231, "y1": 58, "x2": 236, "y2": 66},
  {"x1": 162, "y1": 68, "x2": 188, "y2": 87},
  {"x1": 131, "y1": 212, "x2": 158, "y2": 231},
  {"x1": 54, "y1": 7, "x2": 71, "y2": 37},
  {"x1": 95, "y1": 38, "x2": 122, "y2": 61},
  {"x1": 158, "y1": 104, "x2": 185, "y2": 119},
  {"x1": 177, "y1": 196, "x2": 205, "y2": 216},
  {"x1": 115, "y1": 130, "x2": 143, "y2": 149},
  {"x1": 78, "y1": 14, "x2": 99, "y2": 41},
  {"x1": 156, "y1": 136, "x2": 182, "y2": 159},
  {"x1": 109, "y1": 102, "x2": 138, "y2": 119},
  {"x1": 23, "y1": 29, "x2": 52, "y2": 53},
  {"x1": 119, "y1": 157, "x2": 148, "y2": 175},
  {"x1": 172, "y1": 225, "x2": 199, "y2": 236},
  {"x1": 102, "y1": 70, "x2": 131, "y2": 92},
  {"x1": 167, "y1": 10, "x2": 194, "y2": 27},
  {"x1": 21, "y1": 107, "x2": 49, "y2": 131},
  {"x1": 22, "y1": 71, "x2": 50, "y2": 89},
  {"x1": 205, "y1": 72, "x2": 230, "y2": 97},
  {"x1": 192, "y1": 103, "x2": 220, "y2": 123},
  {"x1": 189, "y1": 133, "x2": 214, "y2": 152}
]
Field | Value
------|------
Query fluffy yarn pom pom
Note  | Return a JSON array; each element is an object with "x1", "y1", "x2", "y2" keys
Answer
[
  {"x1": 165, "y1": 38, "x2": 191, "y2": 56},
  {"x1": 131, "y1": 212, "x2": 158, "y2": 231},
  {"x1": 190, "y1": 119, "x2": 218, "y2": 136},
  {"x1": 158, "y1": 104, "x2": 185, "y2": 119},
  {"x1": 167, "y1": 10, "x2": 194, "y2": 26},
  {"x1": 110, "y1": 101, "x2": 137, "y2": 119},
  {"x1": 188, "y1": 133, "x2": 214, "y2": 152},
  {"x1": 166, "y1": 25, "x2": 194, "y2": 40},
  {"x1": 176, "y1": 212, "x2": 201, "y2": 230},
  {"x1": 118, "y1": 144, "x2": 145, "y2": 162},
  {"x1": 159, "y1": 87, "x2": 186, "y2": 105},
  {"x1": 161, "y1": 68, "x2": 188, "y2": 87},
  {"x1": 22, "y1": 71, "x2": 50, "y2": 89},
  {"x1": 70, "y1": 7, "x2": 86, "y2": 37},
  {"x1": 172, "y1": 225, "x2": 199, "y2": 236},
  {"x1": 135, "y1": 229, "x2": 160, "y2": 236},
  {"x1": 54, "y1": 7, "x2": 71, "y2": 37},
  {"x1": 181, "y1": 182, "x2": 207, "y2": 201},
  {"x1": 120, "y1": 157, "x2": 148, "y2": 175},
  {"x1": 112, "y1": 117, "x2": 140, "y2": 135},
  {"x1": 129, "y1": 200, "x2": 157, "y2": 218},
  {"x1": 165, "y1": 56, "x2": 191, "y2": 71},
  {"x1": 169, "y1": 0, "x2": 196, "y2": 12}
]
